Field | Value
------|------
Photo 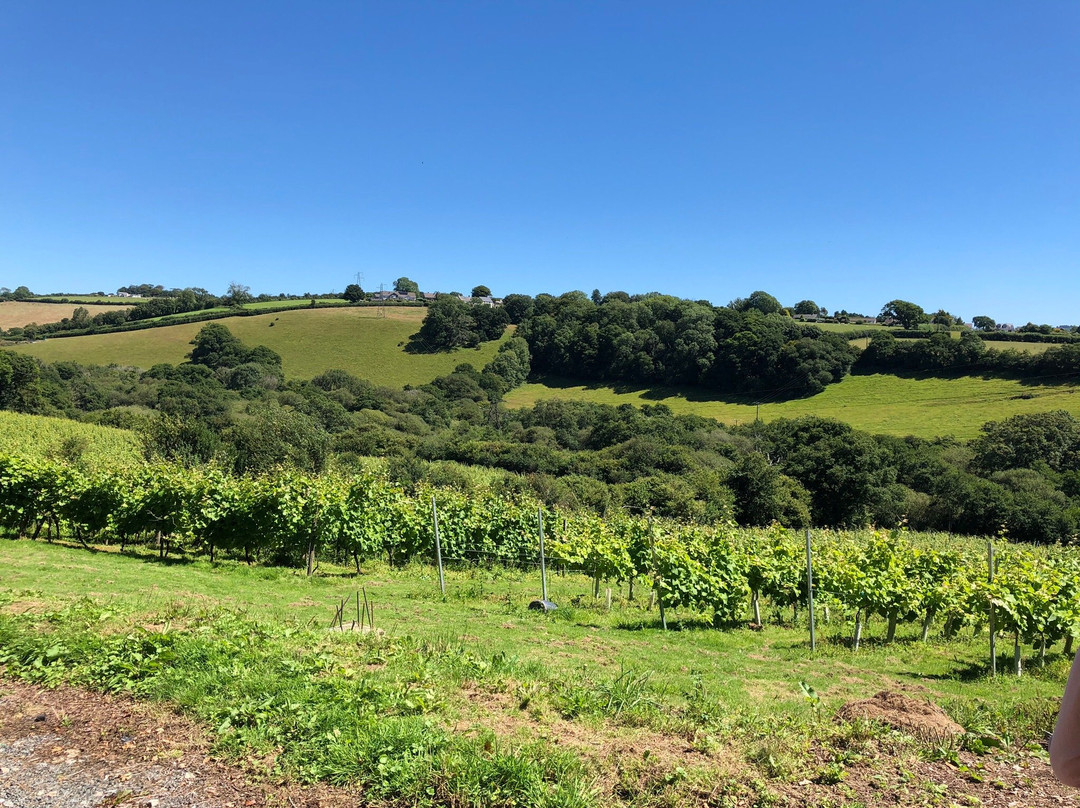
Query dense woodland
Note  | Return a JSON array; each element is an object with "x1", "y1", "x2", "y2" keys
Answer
[
  {"x1": 504, "y1": 292, "x2": 1080, "y2": 396},
  {"x1": 2, "y1": 311, "x2": 1080, "y2": 543}
]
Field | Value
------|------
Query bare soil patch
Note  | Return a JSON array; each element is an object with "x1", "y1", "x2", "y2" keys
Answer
[
  {"x1": 0, "y1": 302, "x2": 131, "y2": 330},
  {"x1": 776, "y1": 741, "x2": 1080, "y2": 808},
  {"x1": 0, "y1": 679, "x2": 360, "y2": 807},
  {"x1": 836, "y1": 690, "x2": 964, "y2": 740}
]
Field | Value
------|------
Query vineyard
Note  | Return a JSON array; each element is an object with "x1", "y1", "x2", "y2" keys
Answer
[
  {"x1": 3, "y1": 453, "x2": 1078, "y2": 676},
  {"x1": 0, "y1": 411, "x2": 140, "y2": 467}
]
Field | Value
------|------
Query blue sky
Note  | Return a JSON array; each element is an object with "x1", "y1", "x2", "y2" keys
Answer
[{"x1": 2, "y1": 2, "x2": 1077, "y2": 324}]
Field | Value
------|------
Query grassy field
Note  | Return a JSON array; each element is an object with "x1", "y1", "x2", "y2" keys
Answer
[
  {"x1": 0, "y1": 411, "x2": 139, "y2": 467},
  {"x1": 134, "y1": 298, "x2": 353, "y2": 324},
  {"x1": 9, "y1": 307, "x2": 509, "y2": 385},
  {"x1": 0, "y1": 301, "x2": 133, "y2": 330},
  {"x1": 506, "y1": 373, "x2": 1080, "y2": 440},
  {"x1": 29, "y1": 295, "x2": 134, "y2": 304},
  {"x1": 0, "y1": 538, "x2": 1068, "y2": 807},
  {"x1": 811, "y1": 322, "x2": 887, "y2": 334},
  {"x1": 985, "y1": 341, "x2": 1055, "y2": 354}
]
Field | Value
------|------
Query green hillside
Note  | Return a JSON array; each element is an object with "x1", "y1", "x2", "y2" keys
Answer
[
  {"x1": 11, "y1": 307, "x2": 509, "y2": 386},
  {"x1": 506, "y1": 373, "x2": 1080, "y2": 440},
  {"x1": 0, "y1": 411, "x2": 139, "y2": 467}
]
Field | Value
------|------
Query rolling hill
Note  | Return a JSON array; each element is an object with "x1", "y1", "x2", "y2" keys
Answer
[
  {"x1": 10, "y1": 306, "x2": 509, "y2": 387},
  {"x1": 0, "y1": 411, "x2": 140, "y2": 467},
  {"x1": 8, "y1": 304, "x2": 1079, "y2": 440}
]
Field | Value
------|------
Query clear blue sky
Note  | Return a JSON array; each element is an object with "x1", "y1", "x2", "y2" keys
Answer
[{"x1": 2, "y1": 2, "x2": 1077, "y2": 324}]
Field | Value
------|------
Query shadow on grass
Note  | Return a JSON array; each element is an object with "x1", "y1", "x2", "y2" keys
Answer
[
  {"x1": 849, "y1": 365, "x2": 1080, "y2": 391},
  {"x1": 528, "y1": 375, "x2": 820, "y2": 405},
  {"x1": 403, "y1": 331, "x2": 491, "y2": 355}
]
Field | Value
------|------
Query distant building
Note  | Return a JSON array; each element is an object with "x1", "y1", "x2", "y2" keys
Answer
[
  {"x1": 451, "y1": 295, "x2": 497, "y2": 307},
  {"x1": 370, "y1": 290, "x2": 416, "y2": 302},
  {"x1": 995, "y1": 323, "x2": 1015, "y2": 332}
]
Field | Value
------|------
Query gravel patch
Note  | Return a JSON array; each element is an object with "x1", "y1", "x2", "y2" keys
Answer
[{"x1": 0, "y1": 679, "x2": 361, "y2": 807}]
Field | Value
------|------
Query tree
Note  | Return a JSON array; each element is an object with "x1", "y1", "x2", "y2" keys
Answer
[
  {"x1": 930, "y1": 309, "x2": 959, "y2": 327},
  {"x1": 760, "y1": 416, "x2": 895, "y2": 526},
  {"x1": 482, "y1": 336, "x2": 531, "y2": 392},
  {"x1": 793, "y1": 300, "x2": 821, "y2": 316},
  {"x1": 414, "y1": 296, "x2": 479, "y2": 349},
  {"x1": 10, "y1": 286, "x2": 32, "y2": 301},
  {"x1": 972, "y1": 411, "x2": 1080, "y2": 474},
  {"x1": 188, "y1": 323, "x2": 249, "y2": 368},
  {"x1": 394, "y1": 277, "x2": 420, "y2": 295},
  {"x1": 731, "y1": 291, "x2": 783, "y2": 315},
  {"x1": 973, "y1": 315, "x2": 996, "y2": 331},
  {"x1": 501, "y1": 294, "x2": 534, "y2": 324},
  {"x1": 224, "y1": 282, "x2": 252, "y2": 307},
  {"x1": 0, "y1": 350, "x2": 42, "y2": 412},
  {"x1": 471, "y1": 304, "x2": 510, "y2": 341},
  {"x1": 728, "y1": 452, "x2": 811, "y2": 527},
  {"x1": 880, "y1": 299, "x2": 927, "y2": 329},
  {"x1": 70, "y1": 307, "x2": 91, "y2": 328},
  {"x1": 471, "y1": 285, "x2": 492, "y2": 298},
  {"x1": 342, "y1": 283, "x2": 365, "y2": 302}
]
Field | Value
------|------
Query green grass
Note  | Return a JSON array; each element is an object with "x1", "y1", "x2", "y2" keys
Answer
[
  {"x1": 11, "y1": 307, "x2": 510, "y2": 385},
  {"x1": 134, "y1": 298, "x2": 353, "y2": 324},
  {"x1": 0, "y1": 411, "x2": 139, "y2": 467},
  {"x1": 29, "y1": 295, "x2": 134, "y2": 304},
  {"x1": 985, "y1": 341, "x2": 1055, "y2": 354},
  {"x1": 811, "y1": 322, "x2": 890, "y2": 334},
  {"x1": 506, "y1": 373, "x2": 1080, "y2": 440},
  {"x1": 0, "y1": 539, "x2": 1066, "y2": 806}
]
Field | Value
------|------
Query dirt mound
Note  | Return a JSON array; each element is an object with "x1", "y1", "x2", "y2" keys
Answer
[{"x1": 836, "y1": 690, "x2": 964, "y2": 739}]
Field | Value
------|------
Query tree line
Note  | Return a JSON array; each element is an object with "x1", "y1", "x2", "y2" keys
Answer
[
  {"x1": 513, "y1": 291, "x2": 856, "y2": 397},
  {"x1": 3, "y1": 322, "x2": 1080, "y2": 542},
  {"x1": 857, "y1": 331, "x2": 1080, "y2": 381}
]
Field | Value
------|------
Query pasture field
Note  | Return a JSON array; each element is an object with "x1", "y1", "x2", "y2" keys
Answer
[
  {"x1": 0, "y1": 538, "x2": 1068, "y2": 807},
  {"x1": 9, "y1": 307, "x2": 508, "y2": 385},
  {"x1": 985, "y1": 340, "x2": 1055, "y2": 354},
  {"x1": 134, "y1": 297, "x2": 352, "y2": 324},
  {"x1": 506, "y1": 373, "x2": 1080, "y2": 440},
  {"x1": 810, "y1": 322, "x2": 888, "y2": 334},
  {"x1": 0, "y1": 301, "x2": 132, "y2": 330},
  {"x1": 0, "y1": 411, "x2": 139, "y2": 467},
  {"x1": 29, "y1": 295, "x2": 134, "y2": 304}
]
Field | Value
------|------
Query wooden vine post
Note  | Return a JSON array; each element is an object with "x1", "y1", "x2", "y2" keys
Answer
[
  {"x1": 806, "y1": 528, "x2": 816, "y2": 653},
  {"x1": 988, "y1": 540, "x2": 997, "y2": 676},
  {"x1": 432, "y1": 496, "x2": 445, "y2": 596},
  {"x1": 648, "y1": 516, "x2": 667, "y2": 631}
]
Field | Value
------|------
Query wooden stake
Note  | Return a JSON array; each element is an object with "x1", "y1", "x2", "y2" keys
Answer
[
  {"x1": 433, "y1": 496, "x2": 446, "y2": 596},
  {"x1": 805, "y1": 528, "x2": 816, "y2": 653},
  {"x1": 988, "y1": 541, "x2": 997, "y2": 676}
]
